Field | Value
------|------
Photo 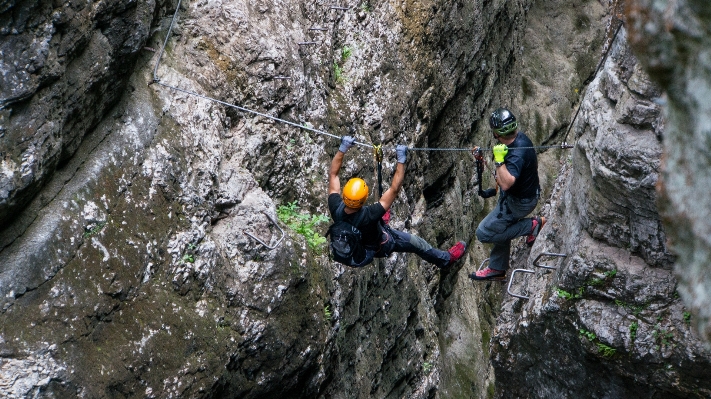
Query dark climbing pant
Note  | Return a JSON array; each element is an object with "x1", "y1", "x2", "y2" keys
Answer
[
  {"x1": 475, "y1": 192, "x2": 538, "y2": 271},
  {"x1": 376, "y1": 226, "x2": 451, "y2": 268}
]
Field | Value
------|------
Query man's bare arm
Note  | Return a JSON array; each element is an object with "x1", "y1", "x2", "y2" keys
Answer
[
  {"x1": 379, "y1": 162, "x2": 405, "y2": 210},
  {"x1": 329, "y1": 151, "x2": 344, "y2": 194}
]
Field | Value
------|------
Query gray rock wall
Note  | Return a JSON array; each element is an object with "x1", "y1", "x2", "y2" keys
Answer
[
  {"x1": 491, "y1": 26, "x2": 711, "y2": 398},
  {"x1": 0, "y1": 0, "x2": 170, "y2": 227},
  {"x1": 4, "y1": 0, "x2": 705, "y2": 398},
  {"x1": 625, "y1": 0, "x2": 711, "y2": 347},
  {"x1": 0, "y1": 0, "x2": 537, "y2": 397}
]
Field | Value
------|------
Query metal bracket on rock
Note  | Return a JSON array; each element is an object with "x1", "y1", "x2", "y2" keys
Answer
[
  {"x1": 533, "y1": 252, "x2": 567, "y2": 270},
  {"x1": 507, "y1": 253, "x2": 568, "y2": 300},
  {"x1": 245, "y1": 212, "x2": 285, "y2": 249},
  {"x1": 507, "y1": 269, "x2": 535, "y2": 300}
]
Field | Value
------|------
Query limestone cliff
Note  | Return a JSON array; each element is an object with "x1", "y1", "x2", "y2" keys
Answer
[{"x1": 1, "y1": 0, "x2": 710, "y2": 398}]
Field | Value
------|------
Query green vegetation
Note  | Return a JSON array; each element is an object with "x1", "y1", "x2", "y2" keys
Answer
[
  {"x1": 277, "y1": 201, "x2": 329, "y2": 251},
  {"x1": 683, "y1": 311, "x2": 692, "y2": 325},
  {"x1": 652, "y1": 323, "x2": 675, "y2": 349},
  {"x1": 333, "y1": 62, "x2": 345, "y2": 84},
  {"x1": 324, "y1": 304, "x2": 332, "y2": 321},
  {"x1": 579, "y1": 329, "x2": 596, "y2": 342},
  {"x1": 586, "y1": 269, "x2": 617, "y2": 287},
  {"x1": 340, "y1": 46, "x2": 352, "y2": 62},
  {"x1": 629, "y1": 321, "x2": 638, "y2": 343},
  {"x1": 556, "y1": 287, "x2": 584, "y2": 300},
  {"x1": 423, "y1": 362, "x2": 433, "y2": 373},
  {"x1": 580, "y1": 329, "x2": 617, "y2": 358},
  {"x1": 83, "y1": 222, "x2": 106, "y2": 238},
  {"x1": 597, "y1": 343, "x2": 617, "y2": 358},
  {"x1": 360, "y1": 2, "x2": 372, "y2": 12},
  {"x1": 614, "y1": 299, "x2": 646, "y2": 316},
  {"x1": 181, "y1": 254, "x2": 195, "y2": 264}
]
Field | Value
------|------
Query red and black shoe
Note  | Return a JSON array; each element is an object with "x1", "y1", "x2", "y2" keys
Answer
[
  {"x1": 446, "y1": 241, "x2": 466, "y2": 266},
  {"x1": 469, "y1": 267, "x2": 507, "y2": 281},
  {"x1": 525, "y1": 216, "x2": 546, "y2": 247}
]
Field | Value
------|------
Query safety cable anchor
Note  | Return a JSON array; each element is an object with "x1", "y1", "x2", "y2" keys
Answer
[
  {"x1": 245, "y1": 211, "x2": 285, "y2": 250},
  {"x1": 373, "y1": 144, "x2": 384, "y2": 163},
  {"x1": 559, "y1": 142, "x2": 574, "y2": 149}
]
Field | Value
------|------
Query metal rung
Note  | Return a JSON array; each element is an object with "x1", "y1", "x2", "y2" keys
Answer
[
  {"x1": 245, "y1": 212, "x2": 285, "y2": 249},
  {"x1": 298, "y1": 41, "x2": 319, "y2": 46},
  {"x1": 507, "y1": 269, "x2": 535, "y2": 299},
  {"x1": 330, "y1": 6, "x2": 350, "y2": 10},
  {"x1": 477, "y1": 258, "x2": 490, "y2": 271},
  {"x1": 533, "y1": 252, "x2": 567, "y2": 270},
  {"x1": 273, "y1": 76, "x2": 292, "y2": 80},
  {"x1": 309, "y1": 27, "x2": 328, "y2": 31}
]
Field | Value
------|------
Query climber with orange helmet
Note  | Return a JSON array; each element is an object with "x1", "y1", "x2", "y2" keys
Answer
[{"x1": 327, "y1": 135, "x2": 466, "y2": 267}]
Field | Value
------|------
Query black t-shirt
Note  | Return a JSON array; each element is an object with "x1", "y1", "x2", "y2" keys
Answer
[
  {"x1": 328, "y1": 193, "x2": 386, "y2": 248},
  {"x1": 504, "y1": 132, "x2": 540, "y2": 199}
]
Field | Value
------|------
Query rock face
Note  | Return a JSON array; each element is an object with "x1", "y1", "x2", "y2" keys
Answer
[
  {"x1": 2, "y1": 0, "x2": 710, "y2": 398},
  {"x1": 625, "y1": 0, "x2": 711, "y2": 347},
  {"x1": 0, "y1": 0, "x2": 164, "y2": 226},
  {"x1": 0, "y1": 0, "x2": 540, "y2": 397},
  {"x1": 491, "y1": 26, "x2": 711, "y2": 398}
]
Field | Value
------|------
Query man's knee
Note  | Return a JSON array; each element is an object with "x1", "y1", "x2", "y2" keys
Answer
[{"x1": 476, "y1": 225, "x2": 491, "y2": 243}]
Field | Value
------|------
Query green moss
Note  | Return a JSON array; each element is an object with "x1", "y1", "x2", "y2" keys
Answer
[{"x1": 487, "y1": 381, "x2": 496, "y2": 398}]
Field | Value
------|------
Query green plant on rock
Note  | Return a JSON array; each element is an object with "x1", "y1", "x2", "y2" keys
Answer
[
  {"x1": 652, "y1": 323, "x2": 675, "y2": 349},
  {"x1": 579, "y1": 329, "x2": 596, "y2": 342},
  {"x1": 83, "y1": 221, "x2": 107, "y2": 238},
  {"x1": 360, "y1": 2, "x2": 372, "y2": 12},
  {"x1": 423, "y1": 362, "x2": 433, "y2": 373},
  {"x1": 556, "y1": 287, "x2": 583, "y2": 300},
  {"x1": 683, "y1": 311, "x2": 692, "y2": 325},
  {"x1": 333, "y1": 62, "x2": 345, "y2": 84},
  {"x1": 341, "y1": 46, "x2": 352, "y2": 62},
  {"x1": 277, "y1": 201, "x2": 329, "y2": 251},
  {"x1": 597, "y1": 342, "x2": 617, "y2": 358},
  {"x1": 629, "y1": 321, "x2": 638, "y2": 344},
  {"x1": 324, "y1": 304, "x2": 332, "y2": 321}
]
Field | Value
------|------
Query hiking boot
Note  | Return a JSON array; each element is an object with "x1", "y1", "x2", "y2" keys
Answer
[
  {"x1": 469, "y1": 267, "x2": 507, "y2": 281},
  {"x1": 525, "y1": 216, "x2": 546, "y2": 247},
  {"x1": 446, "y1": 241, "x2": 466, "y2": 266}
]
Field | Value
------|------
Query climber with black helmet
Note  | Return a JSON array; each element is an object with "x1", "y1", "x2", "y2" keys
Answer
[
  {"x1": 328, "y1": 136, "x2": 466, "y2": 268},
  {"x1": 470, "y1": 108, "x2": 545, "y2": 280}
]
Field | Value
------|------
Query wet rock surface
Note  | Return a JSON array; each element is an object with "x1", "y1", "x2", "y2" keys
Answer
[
  {"x1": 2, "y1": 0, "x2": 710, "y2": 398},
  {"x1": 625, "y1": 0, "x2": 711, "y2": 347},
  {"x1": 491, "y1": 26, "x2": 711, "y2": 399}
]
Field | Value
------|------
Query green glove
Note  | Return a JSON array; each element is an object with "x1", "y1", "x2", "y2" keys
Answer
[{"x1": 493, "y1": 144, "x2": 508, "y2": 163}]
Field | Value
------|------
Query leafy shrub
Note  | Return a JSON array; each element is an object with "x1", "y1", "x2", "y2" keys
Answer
[{"x1": 278, "y1": 201, "x2": 329, "y2": 251}]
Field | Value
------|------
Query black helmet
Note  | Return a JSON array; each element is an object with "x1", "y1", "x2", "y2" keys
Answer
[{"x1": 489, "y1": 108, "x2": 518, "y2": 136}]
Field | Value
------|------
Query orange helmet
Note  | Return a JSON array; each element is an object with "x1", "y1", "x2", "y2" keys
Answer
[{"x1": 342, "y1": 178, "x2": 369, "y2": 208}]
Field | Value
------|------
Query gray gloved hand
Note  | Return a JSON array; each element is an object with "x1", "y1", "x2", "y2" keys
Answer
[
  {"x1": 339, "y1": 136, "x2": 356, "y2": 153},
  {"x1": 396, "y1": 145, "x2": 407, "y2": 164}
]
